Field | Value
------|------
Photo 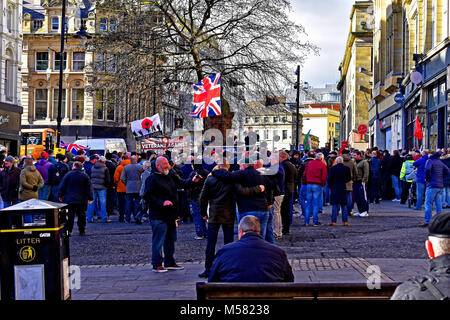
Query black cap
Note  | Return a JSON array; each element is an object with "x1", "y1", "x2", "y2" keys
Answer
[{"x1": 428, "y1": 213, "x2": 450, "y2": 238}]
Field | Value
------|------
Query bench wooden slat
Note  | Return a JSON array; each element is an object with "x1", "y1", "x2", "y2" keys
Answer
[{"x1": 196, "y1": 282, "x2": 401, "y2": 300}]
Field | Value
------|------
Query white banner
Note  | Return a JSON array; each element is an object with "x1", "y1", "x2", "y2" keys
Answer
[{"x1": 130, "y1": 114, "x2": 162, "y2": 137}]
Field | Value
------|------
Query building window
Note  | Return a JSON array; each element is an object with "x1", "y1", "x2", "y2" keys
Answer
[
  {"x1": 273, "y1": 116, "x2": 279, "y2": 123},
  {"x1": 431, "y1": 0, "x2": 437, "y2": 47},
  {"x1": 245, "y1": 117, "x2": 250, "y2": 124},
  {"x1": 264, "y1": 130, "x2": 269, "y2": 140},
  {"x1": 7, "y1": 7, "x2": 12, "y2": 33},
  {"x1": 96, "y1": 90, "x2": 105, "y2": 120},
  {"x1": 429, "y1": 111, "x2": 438, "y2": 150},
  {"x1": 107, "y1": 54, "x2": 117, "y2": 73},
  {"x1": 109, "y1": 19, "x2": 117, "y2": 31},
  {"x1": 36, "y1": 52, "x2": 49, "y2": 71},
  {"x1": 106, "y1": 91, "x2": 116, "y2": 121},
  {"x1": 52, "y1": 17, "x2": 59, "y2": 31},
  {"x1": 35, "y1": 89, "x2": 48, "y2": 120},
  {"x1": 54, "y1": 52, "x2": 67, "y2": 71},
  {"x1": 53, "y1": 89, "x2": 66, "y2": 119},
  {"x1": 72, "y1": 52, "x2": 85, "y2": 71},
  {"x1": 264, "y1": 116, "x2": 269, "y2": 123},
  {"x1": 96, "y1": 53, "x2": 106, "y2": 72},
  {"x1": 386, "y1": 14, "x2": 394, "y2": 73},
  {"x1": 282, "y1": 130, "x2": 288, "y2": 140},
  {"x1": 415, "y1": 13, "x2": 419, "y2": 54},
  {"x1": 99, "y1": 18, "x2": 107, "y2": 31},
  {"x1": 32, "y1": 20, "x2": 43, "y2": 31},
  {"x1": 4, "y1": 51, "x2": 13, "y2": 101},
  {"x1": 71, "y1": 89, "x2": 84, "y2": 120},
  {"x1": 254, "y1": 117, "x2": 260, "y2": 123}
]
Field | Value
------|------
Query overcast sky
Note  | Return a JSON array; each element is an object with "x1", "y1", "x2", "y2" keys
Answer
[{"x1": 289, "y1": 0, "x2": 356, "y2": 88}]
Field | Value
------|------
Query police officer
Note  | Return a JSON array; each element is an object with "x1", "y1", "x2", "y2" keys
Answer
[{"x1": 391, "y1": 212, "x2": 450, "y2": 300}]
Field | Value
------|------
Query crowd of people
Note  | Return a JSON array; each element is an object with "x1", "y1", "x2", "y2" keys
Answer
[{"x1": 0, "y1": 144, "x2": 449, "y2": 275}]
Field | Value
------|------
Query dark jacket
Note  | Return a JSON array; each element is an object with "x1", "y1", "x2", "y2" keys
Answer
[
  {"x1": 143, "y1": 170, "x2": 192, "y2": 222},
  {"x1": 47, "y1": 161, "x2": 70, "y2": 187},
  {"x1": 0, "y1": 166, "x2": 21, "y2": 202},
  {"x1": 441, "y1": 154, "x2": 450, "y2": 187},
  {"x1": 425, "y1": 152, "x2": 449, "y2": 188},
  {"x1": 91, "y1": 161, "x2": 111, "y2": 190},
  {"x1": 187, "y1": 166, "x2": 209, "y2": 202},
  {"x1": 208, "y1": 232, "x2": 294, "y2": 283},
  {"x1": 391, "y1": 254, "x2": 450, "y2": 300},
  {"x1": 212, "y1": 166, "x2": 268, "y2": 213},
  {"x1": 327, "y1": 163, "x2": 351, "y2": 206},
  {"x1": 83, "y1": 161, "x2": 95, "y2": 177},
  {"x1": 35, "y1": 159, "x2": 52, "y2": 183},
  {"x1": 58, "y1": 169, "x2": 94, "y2": 205},
  {"x1": 369, "y1": 157, "x2": 381, "y2": 178},
  {"x1": 389, "y1": 154, "x2": 404, "y2": 177},
  {"x1": 413, "y1": 155, "x2": 429, "y2": 184},
  {"x1": 105, "y1": 160, "x2": 117, "y2": 188},
  {"x1": 281, "y1": 160, "x2": 297, "y2": 194},
  {"x1": 298, "y1": 157, "x2": 314, "y2": 185},
  {"x1": 199, "y1": 169, "x2": 236, "y2": 224}
]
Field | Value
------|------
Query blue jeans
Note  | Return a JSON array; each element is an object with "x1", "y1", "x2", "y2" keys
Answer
[
  {"x1": 87, "y1": 189, "x2": 107, "y2": 222},
  {"x1": 126, "y1": 193, "x2": 140, "y2": 222},
  {"x1": 324, "y1": 182, "x2": 330, "y2": 204},
  {"x1": 424, "y1": 187, "x2": 443, "y2": 224},
  {"x1": 443, "y1": 186, "x2": 450, "y2": 208},
  {"x1": 391, "y1": 175, "x2": 401, "y2": 200},
  {"x1": 50, "y1": 185, "x2": 60, "y2": 203},
  {"x1": 305, "y1": 184, "x2": 322, "y2": 225},
  {"x1": 190, "y1": 201, "x2": 207, "y2": 237},
  {"x1": 265, "y1": 207, "x2": 274, "y2": 244},
  {"x1": 346, "y1": 190, "x2": 353, "y2": 214},
  {"x1": 353, "y1": 182, "x2": 368, "y2": 213},
  {"x1": 150, "y1": 219, "x2": 177, "y2": 268},
  {"x1": 331, "y1": 204, "x2": 348, "y2": 223},
  {"x1": 299, "y1": 184, "x2": 307, "y2": 215},
  {"x1": 205, "y1": 223, "x2": 234, "y2": 273},
  {"x1": 239, "y1": 211, "x2": 269, "y2": 240},
  {"x1": 416, "y1": 182, "x2": 426, "y2": 209},
  {"x1": 38, "y1": 184, "x2": 51, "y2": 201}
]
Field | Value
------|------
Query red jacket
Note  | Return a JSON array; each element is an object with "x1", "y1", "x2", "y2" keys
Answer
[{"x1": 303, "y1": 159, "x2": 327, "y2": 187}]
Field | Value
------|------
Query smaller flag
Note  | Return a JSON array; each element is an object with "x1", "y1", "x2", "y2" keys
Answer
[
  {"x1": 189, "y1": 73, "x2": 221, "y2": 118},
  {"x1": 414, "y1": 116, "x2": 423, "y2": 140},
  {"x1": 303, "y1": 129, "x2": 311, "y2": 152}
]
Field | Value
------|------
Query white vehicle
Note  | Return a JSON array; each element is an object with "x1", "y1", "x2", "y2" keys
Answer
[{"x1": 73, "y1": 138, "x2": 127, "y2": 155}]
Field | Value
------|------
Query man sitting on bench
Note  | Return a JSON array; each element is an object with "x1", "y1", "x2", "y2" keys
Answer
[{"x1": 208, "y1": 215, "x2": 294, "y2": 282}]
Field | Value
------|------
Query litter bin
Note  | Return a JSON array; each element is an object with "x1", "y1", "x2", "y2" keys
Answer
[{"x1": 0, "y1": 199, "x2": 71, "y2": 300}]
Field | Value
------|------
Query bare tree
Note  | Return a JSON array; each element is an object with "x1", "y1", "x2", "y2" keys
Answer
[{"x1": 86, "y1": 0, "x2": 318, "y2": 123}]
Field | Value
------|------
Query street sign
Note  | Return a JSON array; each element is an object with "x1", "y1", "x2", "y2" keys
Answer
[
  {"x1": 341, "y1": 141, "x2": 349, "y2": 148},
  {"x1": 357, "y1": 124, "x2": 368, "y2": 135},
  {"x1": 394, "y1": 93, "x2": 405, "y2": 104}
]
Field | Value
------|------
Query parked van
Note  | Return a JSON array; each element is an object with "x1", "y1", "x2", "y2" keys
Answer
[{"x1": 73, "y1": 138, "x2": 127, "y2": 155}]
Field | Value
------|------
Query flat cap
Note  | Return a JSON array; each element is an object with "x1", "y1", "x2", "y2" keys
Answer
[{"x1": 428, "y1": 213, "x2": 450, "y2": 238}]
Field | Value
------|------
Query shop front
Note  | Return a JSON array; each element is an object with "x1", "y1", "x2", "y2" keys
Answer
[{"x1": 0, "y1": 102, "x2": 22, "y2": 156}]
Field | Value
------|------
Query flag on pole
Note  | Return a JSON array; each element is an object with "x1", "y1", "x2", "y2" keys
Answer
[
  {"x1": 414, "y1": 116, "x2": 423, "y2": 140},
  {"x1": 303, "y1": 129, "x2": 311, "y2": 151},
  {"x1": 60, "y1": 141, "x2": 90, "y2": 155},
  {"x1": 189, "y1": 73, "x2": 221, "y2": 118}
]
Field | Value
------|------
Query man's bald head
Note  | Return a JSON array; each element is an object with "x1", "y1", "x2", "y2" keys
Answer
[
  {"x1": 131, "y1": 155, "x2": 138, "y2": 164},
  {"x1": 156, "y1": 156, "x2": 170, "y2": 175}
]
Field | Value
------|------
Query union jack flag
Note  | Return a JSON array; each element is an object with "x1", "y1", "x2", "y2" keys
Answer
[
  {"x1": 60, "y1": 141, "x2": 90, "y2": 155},
  {"x1": 188, "y1": 73, "x2": 221, "y2": 118}
]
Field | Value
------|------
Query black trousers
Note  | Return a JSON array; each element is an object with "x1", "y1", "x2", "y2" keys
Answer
[
  {"x1": 401, "y1": 181, "x2": 412, "y2": 204},
  {"x1": 67, "y1": 203, "x2": 87, "y2": 234},
  {"x1": 281, "y1": 192, "x2": 293, "y2": 233}
]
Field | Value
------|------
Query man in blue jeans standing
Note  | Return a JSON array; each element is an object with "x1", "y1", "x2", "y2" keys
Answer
[
  {"x1": 121, "y1": 155, "x2": 144, "y2": 224},
  {"x1": 144, "y1": 156, "x2": 202, "y2": 273},
  {"x1": 422, "y1": 151, "x2": 449, "y2": 227},
  {"x1": 390, "y1": 150, "x2": 404, "y2": 202},
  {"x1": 302, "y1": 153, "x2": 328, "y2": 226},
  {"x1": 413, "y1": 150, "x2": 429, "y2": 210}
]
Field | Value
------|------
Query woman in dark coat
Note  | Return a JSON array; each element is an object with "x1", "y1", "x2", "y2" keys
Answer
[{"x1": 327, "y1": 157, "x2": 352, "y2": 226}]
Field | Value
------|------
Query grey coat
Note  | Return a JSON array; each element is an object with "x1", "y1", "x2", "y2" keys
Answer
[
  {"x1": 91, "y1": 162, "x2": 110, "y2": 190},
  {"x1": 391, "y1": 254, "x2": 450, "y2": 300},
  {"x1": 121, "y1": 163, "x2": 144, "y2": 194},
  {"x1": 139, "y1": 168, "x2": 152, "y2": 197}
]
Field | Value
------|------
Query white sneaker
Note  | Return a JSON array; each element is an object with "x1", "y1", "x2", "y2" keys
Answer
[
  {"x1": 353, "y1": 212, "x2": 361, "y2": 217},
  {"x1": 360, "y1": 211, "x2": 369, "y2": 217},
  {"x1": 194, "y1": 236, "x2": 206, "y2": 240}
]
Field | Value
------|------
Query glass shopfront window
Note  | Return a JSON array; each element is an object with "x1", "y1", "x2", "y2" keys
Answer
[{"x1": 429, "y1": 112, "x2": 438, "y2": 151}]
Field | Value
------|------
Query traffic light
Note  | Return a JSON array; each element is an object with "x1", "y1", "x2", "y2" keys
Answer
[{"x1": 332, "y1": 137, "x2": 338, "y2": 151}]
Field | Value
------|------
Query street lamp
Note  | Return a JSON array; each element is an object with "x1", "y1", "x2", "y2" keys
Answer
[
  {"x1": 56, "y1": 0, "x2": 92, "y2": 147},
  {"x1": 294, "y1": 65, "x2": 300, "y2": 150}
]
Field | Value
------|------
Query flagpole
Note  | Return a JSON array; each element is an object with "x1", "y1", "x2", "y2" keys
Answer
[{"x1": 295, "y1": 65, "x2": 300, "y2": 150}]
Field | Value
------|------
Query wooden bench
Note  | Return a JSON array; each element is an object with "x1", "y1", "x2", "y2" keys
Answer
[{"x1": 196, "y1": 282, "x2": 401, "y2": 300}]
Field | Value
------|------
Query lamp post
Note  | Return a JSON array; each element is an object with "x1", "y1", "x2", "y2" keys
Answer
[
  {"x1": 295, "y1": 65, "x2": 300, "y2": 150},
  {"x1": 56, "y1": 0, "x2": 91, "y2": 147}
]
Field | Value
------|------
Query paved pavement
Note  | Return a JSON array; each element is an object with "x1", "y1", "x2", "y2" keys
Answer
[{"x1": 70, "y1": 200, "x2": 447, "y2": 300}]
